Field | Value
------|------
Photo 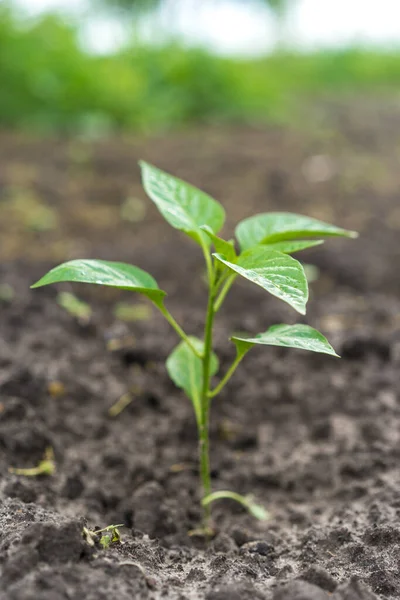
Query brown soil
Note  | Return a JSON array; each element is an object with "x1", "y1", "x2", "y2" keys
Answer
[{"x1": 0, "y1": 102, "x2": 399, "y2": 599}]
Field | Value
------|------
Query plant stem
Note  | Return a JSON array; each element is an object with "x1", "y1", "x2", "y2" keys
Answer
[
  {"x1": 157, "y1": 304, "x2": 202, "y2": 358},
  {"x1": 95, "y1": 524, "x2": 124, "y2": 534},
  {"x1": 200, "y1": 237, "x2": 213, "y2": 283},
  {"x1": 213, "y1": 274, "x2": 236, "y2": 312},
  {"x1": 199, "y1": 264, "x2": 217, "y2": 526},
  {"x1": 8, "y1": 448, "x2": 55, "y2": 477},
  {"x1": 208, "y1": 352, "x2": 245, "y2": 399}
]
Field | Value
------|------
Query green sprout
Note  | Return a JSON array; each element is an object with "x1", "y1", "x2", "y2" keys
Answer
[
  {"x1": 57, "y1": 291, "x2": 92, "y2": 323},
  {"x1": 83, "y1": 524, "x2": 124, "y2": 548},
  {"x1": 9, "y1": 447, "x2": 56, "y2": 477},
  {"x1": 31, "y1": 162, "x2": 357, "y2": 528}
]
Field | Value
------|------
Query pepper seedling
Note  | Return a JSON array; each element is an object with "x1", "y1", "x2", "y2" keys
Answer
[
  {"x1": 83, "y1": 524, "x2": 124, "y2": 548},
  {"x1": 32, "y1": 162, "x2": 357, "y2": 528},
  {"x1": 9, "y1": 447, "x2": 56, "y2": 477}
]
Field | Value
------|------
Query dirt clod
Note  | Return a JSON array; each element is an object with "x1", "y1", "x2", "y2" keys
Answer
[{"x1": 272, "y1": 580, "x2": 329, "y2": 600}]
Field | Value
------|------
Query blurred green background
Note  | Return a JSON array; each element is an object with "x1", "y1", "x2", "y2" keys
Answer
[{"x1": 1, "y1": 0, "x2": 400, "y2": 134}]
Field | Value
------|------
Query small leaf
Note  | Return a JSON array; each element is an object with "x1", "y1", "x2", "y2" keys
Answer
[
  {"x1": 247, "y1": 501, "x2": 269, "y2": 521},
  {"x1": 140, "y1": 161, "x2": 225, "y2": 246},
  {"x1": 261, "y1": 240, "x2": 323, "y2": 254},
  {"x1": 202, "y1": 491, "x2": 269, "y2": 521},
  {"x1": 99, "y1": 525, "x2": 122, "y2": 548},
  {"x1": 200, "y1": 225, "x2": 237, "y2": 262},
  {"x1": 84, "y1": 524, "x2": 123, "y2": 549},
  {"x1": 166, "y1": 337, "x2": 219, "y2": 423},
  {"x1": 236, "y1": 212, "x2": 358, "y2": 251},
  {"x1": 232, "y1": 323, "x2": 339, "y2": 357},
  {"x1": 31, "y1": 260, "x2": 166, "y2": 306},
  {"x1": 214, "y1": 247, "x2": 308, "y2": 315},
  {"x1": 99, "y1": 534, "x2": 112, "y2": 549}
]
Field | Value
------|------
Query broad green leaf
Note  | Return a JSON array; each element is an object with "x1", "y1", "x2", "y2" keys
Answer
[
  {"x1": 232, "y1": 324, "x2": 338, "y2": 357},
  {"x1": 140, "y1": 161, "x2": 225, "y2": 246},
  {"x1": 200, "y1": 225, "x2": 237, "y2": 262},
  {"x1": 31, "y1": 259, "x2": 166, "y2": 306},
  {"x1": 166, "y1": 337, "x2": 219, "y2": 424},
  {"x1": 214, "y1": 247, "x2": 308, "y2": 315},
  {"x1": 261, "y1": 240, "x2": 323, "y2": 254},
  {"x1": 236, "y1": 212, "x2": 358, "y2": 251}
]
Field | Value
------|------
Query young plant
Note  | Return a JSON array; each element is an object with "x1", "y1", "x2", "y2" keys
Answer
[
  {"x1": 32, "y1": 162, "x2": 357, "y2": 528},
  {"x1": 83, "y1": 524, "x2": 124, "y2": 548},
  {"x1": 9, "y1": 447, "x2": 56, "y2": 477}
]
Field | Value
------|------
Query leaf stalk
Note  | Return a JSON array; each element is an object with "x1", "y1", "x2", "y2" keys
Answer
[
  {"x1": 208, "y1": 351, "x2": 246, "y2": 399},
  {"x1": 213, "y1": 274, "x2": 236, "y2": 312},
  {"x1": 157, "y1": 304, "x2": 203, "y2": 358}
]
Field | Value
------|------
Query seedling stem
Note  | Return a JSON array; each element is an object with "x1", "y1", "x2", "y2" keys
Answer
[
  {"x1": 9, "y1": 447, "x2": 55, "y2": 477},
  {"x1": 199, "y1": 266, "x2": 218, "y2": 524},
  {"x1": 158, "y1": 304, "x2": 203, "y2": 358},
  {"x1": 208, "y1": 352, "x2": 245, "y2": 399}
]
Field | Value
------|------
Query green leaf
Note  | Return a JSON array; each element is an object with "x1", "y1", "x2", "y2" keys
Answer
[
  {"x1": 261, "y1": 240, "x2": 324, "y2": 254},
  {"x1": 214, "y1": 247, "x2": 308, "y2": 315},
  {"x1": 166, "y1": 337, "x2": 219, "y2": 423},
  {"x1": 247, "y1": 502, "x2": 269, "y2": 521},
  {"x1": 99, "y1": 534, "x2": 112, "y2": 549},
  {"x1": 232, "y1": 324, "x2": 339, "y2": 357},
  {"x1": 140, "y1": 161, "x2": 225, "y2": 246},
  {"x1": 236, "y1": 212, "x2": 358, "y2": 251},
  {"x1": 200, "y1": 225, "x2": 237, "y2": 262},
  {"x1": 202, "y1": 491, "x2": 269, "y2": 521},
  {"x1": 31, "y1": 259, "x2": 166, "y2": 306}
]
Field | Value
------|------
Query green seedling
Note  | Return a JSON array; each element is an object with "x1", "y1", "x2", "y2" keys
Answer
[
  {"x1": 57, "y1": 291, "x2": 92, "y2": 323},
  {"x1": 32, "y1": 161, "x2": 357, "y2": 528},
  {"x1": 9, "y1": 447, "x2": 55, "y2": 477},
  {"x1": 83, "y1": 524, "x2": 123, "y2": 548}
]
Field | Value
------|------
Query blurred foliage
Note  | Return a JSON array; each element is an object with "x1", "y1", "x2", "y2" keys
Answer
[
  {"x1": 1, "y1": 5, "x2": 400, "y2": 134},
  {"x1": 96, "y1": 0, "x2": 291, "y2": 18},
  {"x1": 92, "y1": 0, "x2": 162, "y2": 15}
]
